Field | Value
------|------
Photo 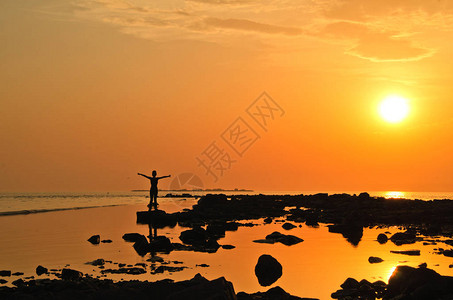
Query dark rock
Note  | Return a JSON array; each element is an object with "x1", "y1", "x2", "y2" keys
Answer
[
  {"x1": 262, "y1": 231, "x2": 304, "y2": 246},
  {"x1": 254, "y1": 254, "x2": 283, "y2": 287},
  {"x1": 264, "y1": 217, "x2": 273, "y2": 224},
  {"x1": 101, "y1": 239, "x2": 112, "y2": 243},
  {"x1": 0, "y1": 270, "x2": 11, "y2": 277},
  {"x1": 340, "y1": 277, "x2": 359, "y2": 290},
  {"x1": 151, "y1": 265, "x2": 186, "y2": 274},
  {"x1": 225, "y1": 222, "x2": 239, "y2": 231},
  {"x1": 390, "y1": 250, "x2": 421, "y2": 256},
  {"x1": 328, "y1": 224, "x2": 363, "y2": 246},
  {"x1": 101, "y1": 267, "x2": 146, "y2": 275},
  {"x1": 196, "y1": 264, "x2": 209, "y2": 267},
  {"x1": 133, "y1": 235, "x2": 150, "y2": 256},
  {"x1": 368, "y1": 256, "x2": 384, "y2": 264},
  {"x1": 12, "y1": 278, "x2": 25, "y2": 287},
  {"x1": 377, "y1": 233, "x2": 388, "y2": 244},
  {"x1": 149, "y1": 236, "x2": 174, "y2": 253},
  {"x1": 36, "y1": 265, "x2": 48, "y2": 276},
  {"x1": 443, "y1": 249, "x2": 453, "y2": 257},
  {"x1": 0, "y1": 279, "x2": 7, "y2": 284},
  {"x1": 390, "y1": 231, "x2": 416, "y2": 246},
  {"x1": 167, "y1": 275, "x2": 236, "y2": 300},
  {"x1": 136, "y1": 209, "x2": 177, "y2": 228},
  {"x1": 88, "y1": 235, "x2": 100, "y2": 245},
  {"x1": 61, "y1": 268, "x2": 83, "y2": 281},
  {"x1": 122, "y1": 233, "x2": 145, "y2": 243},
  {"x1": 386, "y1": 265, "x2": 443, "y2": 299},
  {"x1": 222, "y1": 245, "x2": 236, "y2": 250},
  {"x1": 179, "y1": 227, "x2": 207, "y2": 245},
  {"x1": 419, "y1": 262, "x2": 427, "y2": 268},
  {"x1": 206, "y1": 223, "x2": 226, "y2": 238},
  {"x1": 12, "y1": 272, "x2": 24, "y2": 276},
  {"x1": 282, "y1": 222, "x2": 297, "y2": 230}
]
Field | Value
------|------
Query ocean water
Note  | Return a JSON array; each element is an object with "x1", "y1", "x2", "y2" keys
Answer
[{"x1": 1, "y1": 191, "x2": 453, "y2": 216}]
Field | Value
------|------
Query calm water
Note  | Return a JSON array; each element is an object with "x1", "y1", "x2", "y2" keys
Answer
[
  {"x1": 1, "y1": 192, "x2": 453, "y2": 299},
  {"x1": 1, "y1": 190, "x2": 453, "y2": 215}
]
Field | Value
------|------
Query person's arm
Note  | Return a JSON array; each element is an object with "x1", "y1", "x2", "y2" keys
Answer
[
  {"x1": 137, "y1": 173, "x2": 151, "y2": 179},
  {"x1": 157, "y1": 175, "x2": 171, "y2": 180}
]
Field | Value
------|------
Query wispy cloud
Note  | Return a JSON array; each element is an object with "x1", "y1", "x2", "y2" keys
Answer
[{"x1": 67, "y1": 0, "x2": 453, "y2": 62}]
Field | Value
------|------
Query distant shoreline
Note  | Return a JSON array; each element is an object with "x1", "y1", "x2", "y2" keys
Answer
[{"x1": 131, "y1": 189, "x2": 254, "y2": 192}]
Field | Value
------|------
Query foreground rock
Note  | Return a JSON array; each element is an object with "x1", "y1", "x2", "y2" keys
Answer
[
  {"x1": 0, "y1": 271, "x2": 306, "y2": 300},
  {"x1": 254, "y1": 254, "x2": 282, "y2": 287}
]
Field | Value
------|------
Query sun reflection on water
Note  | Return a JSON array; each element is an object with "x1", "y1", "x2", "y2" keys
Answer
[
  {"x1": 384, "y1": 191, "x2": 405, "y2": 199},
  {"x1": 387, "y1": 265, "x2": 397, "y2": 282}
]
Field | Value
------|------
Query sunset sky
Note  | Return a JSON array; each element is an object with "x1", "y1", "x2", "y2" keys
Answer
[{"x1": 1, "y1": 0, "x2": 453, "y2": 192}]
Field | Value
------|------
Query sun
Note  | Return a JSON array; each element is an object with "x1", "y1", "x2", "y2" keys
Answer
[{"x1": 378, "y1": 95, "x2": 410, "y2": 123}]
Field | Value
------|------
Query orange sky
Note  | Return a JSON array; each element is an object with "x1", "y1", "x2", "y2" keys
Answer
[{"x1": 1, "y1": 0, "x2": 453, "y2": 192}]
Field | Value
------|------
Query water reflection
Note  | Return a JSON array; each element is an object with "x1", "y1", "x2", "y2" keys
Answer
[{"x1": 384, "y1": 191, "x2": 405, "y2": 199}]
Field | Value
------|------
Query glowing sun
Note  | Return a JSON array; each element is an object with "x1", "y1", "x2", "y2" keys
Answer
[{"x1": 379, "y1": 95, "x2": 410, "y2": 123}]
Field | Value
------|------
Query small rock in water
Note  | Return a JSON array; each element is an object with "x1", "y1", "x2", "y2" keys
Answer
[
  {"x1": 390, "y1": 249, "x2": 421, "y2": 256},
  {"x1": 12, "y1": 279, "x2": 25, "y2": 287},
  {"x1": 101, "y1": 239, "x2": 112, "y2": 243},
  {"x1": 88, "y1": 235, "x2": 100, "y2": 245},
  {"x1": 0, "y1": 279, "x2": 7, "y2": 284},
  {"x1": 36, "y1": 265, "x2": 48, "y2": 276},
  {"x1": 377, "y1": 233, "x2": 388, "y2": 244},
  {"x1": 196, "y1": 264, "x2": 209, "y2": 267},
  {"x1": 221, "y1": 245, "x2": 235, "y2": 250},
  {"x1": 368, "y1": 256, "x2": 384, "y2": 264},
  {"x1": 418, "y1": 262, "x2": 427, "y2": 268},
  {"x1": 0, "y1": 270, "x2": 11, "y2": 277},
  {"x1": 87, "y1": 259, "x2": 105, "y2": 266},
  {"x1": 282, "y1": 222, "x2": 297, "y2": 230},
  {"x1": 12, "y1": 272, "x2": 24, "y2": 276},
  {"x1": 254, "y1": 254, "x2": 282, "y2": 287}
]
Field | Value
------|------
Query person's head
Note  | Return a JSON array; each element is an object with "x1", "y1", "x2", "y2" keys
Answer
[{"x1": 152, "y1": 170, "x2": 157, "y2": 177}]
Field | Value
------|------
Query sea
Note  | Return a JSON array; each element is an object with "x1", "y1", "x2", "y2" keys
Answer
[{"x1": 1, "y1": 190, "x2": 452, "y2": 216}]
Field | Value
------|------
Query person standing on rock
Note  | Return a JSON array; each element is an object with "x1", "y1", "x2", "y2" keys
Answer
[{"x1": 137, "y1": 171, "x2": 171, "y2": 210}]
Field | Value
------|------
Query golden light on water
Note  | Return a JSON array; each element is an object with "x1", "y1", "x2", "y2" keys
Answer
[
  {"x1": 379, "y1": 95, "x2": 410, "y2": 123},
  {"x1": 385, "y1": 191, "x2": 405, "y2": 199},
  {"x1": 387, "y1": 265, "x2": 397, "y2": 282}
]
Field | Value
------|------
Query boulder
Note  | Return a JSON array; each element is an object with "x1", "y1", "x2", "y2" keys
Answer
[
  {"x1": 377, "y1": 233, "x2": 388, "y2": 244},
  {"x1": 386, "y1": 266, "x2": 442, "y2": 299},
  {"x1": 340, "y1": 278, "x2": 359, "y2": 290},
  {"x1": 390, "y1": 231, "x2": 416, "y2": 246},
  {"x1": 149, "y1": 236, "x2": 174, "y2": 253},
  {"x1": 36, "y1": 265, "x2": 48, "y2": 276},
  {"x1": 264, "y1": 232, "x2": 303, "y2": 246},
  {"x1": 167, "y1": 275, "x2": 236, "y2": 300},
  {"x1": 61, "y1": 268, "x2": 83, "y2": 281},
  {"x1": 254, "y1": 254, "x2": 283, "y2": 287},
  {"x1": 88, "y1": 235, "x2": 100, "y2": 245},
  {"x1": 179, "y1": 227, "x2": 207, "y2": 245},
  {"x1": 133, "y1": 235, "x2": 150, "y2": 256}
]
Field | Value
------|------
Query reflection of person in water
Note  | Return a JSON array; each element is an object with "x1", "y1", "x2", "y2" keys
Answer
[{"x1": 137, "y1": 170, "x2": 171, "y2": 210}]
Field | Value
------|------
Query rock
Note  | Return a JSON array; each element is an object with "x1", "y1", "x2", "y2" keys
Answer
[
  {"x1": 101, "y1": 267, "x2": 146, "y2": 275},
  {"x1": 419, "y1": 262, "x2": 427, "y2": 268},
  {"x1": 390, "y1": 231, "x2": 416, "y2": 246},
  {"x1": 368, "y1": 256, "x2": 384, "y2": 264},
  {"x1": 149, "y1": 236, "x2": 174, "y2": 253},
  {"x1": 167, "y1": 275, "x2": 236, "y2": 300},
  {"x1": 282, "y1": 222, "x2": 297, "y2": 230},
  {"x1": 225, "y1": 222, "x2": 239, "y2": 231},
  {"x1": 88, "y1": 235, "x2": 100, "y2": 245},
  {"x1": 0, "y1": 270, "x2": 11, "y2": 277},
  {"x1": 254, "y1": 254, "x2": 283, "y2": 287},
  {"x1": 262, "y1": 231, "x2": 304, "y2": 246},
  {"x1": 206, "y1": 223, "x2": 226, "y2": 238},
  {"x1": 0, "y1": 279, "x2": 7, "y2": 284},
  {"x1": 386, "y1": 265, "x2": 442, "y2": 299},
  {"x1": 340, "y1": 277, "x2": 360, "y2": 290},
  {"x1": 12, "y1": 279, "x2": 25, "y2": 287},
  {"x1": 122, "y1": 233, "x2": 145, "y2": 243},
  {"x1": 36, "y1": 265, "x2": 48, "y2": 276},
  {"x1": 377, "y1": 233, "x2": 388, "y2": 244},
  {"x1": 222, "y1": 245, "x2": 235, "y2": 250},
  {"x1": 263, "y1": 217, "x2": 273, "y2": 224},
  {"x1": 87, "y1": 259, "x2": 105, "y2": 266},
  {"x1": 61, "y1": 268, "x2": 83, "y2": 280},
  {"x1": 179, "y1": 227, "x2": 207, "y2": 245},
  {"x1": 101, "y1": 239, "x2": 112, "y2": 243},
  {"x1": 12, "y1": 272, "x2": 24, "y2": 276},
  {"x1": 390, "y1": 250, "x2": 421, "y2": 256},
  {"x1": 133, "y1": 235, "x2": 150, "y2": 256},
  {"x1": 443, "y1": 249, "x2": 453, "y2": 257},
  {"x1": 136, "y1": 209, "x2": 177, "y2": 227},
  {"x1": 328, "y1": 224, "x2": 363, "y2": 246},
  {"x1": 196, "y1": 264, "x2": 209, "y2": 267}
]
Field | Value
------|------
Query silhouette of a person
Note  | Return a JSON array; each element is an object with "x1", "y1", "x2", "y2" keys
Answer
[{"x1": 138, "y1": 171, "x2": 171, "y2": 210}]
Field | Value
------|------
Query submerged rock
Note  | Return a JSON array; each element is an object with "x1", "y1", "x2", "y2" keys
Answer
[
  {"x1": 390, "y1": 231, "x2": 416, "y2": 246},
  {"x1": 377, "y1": 233, "x2": 388, "y2": 244},
  {"x1": 254, "y1": 254, "x2": 282, "y2": 287},
  {"x1": 282, "y1": 222, "x2": 297, "y2": 230},
  {"x1": 390, "y1": 249, "x2": 421, "y2": 256},
  {"x1": 253, "y1": 231, "x2": 303, "y2": 246}
]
